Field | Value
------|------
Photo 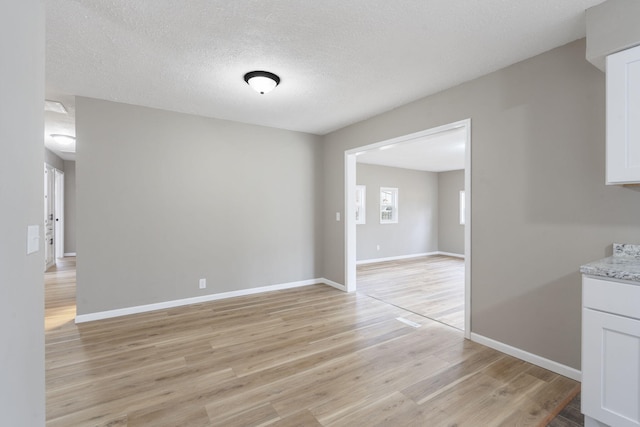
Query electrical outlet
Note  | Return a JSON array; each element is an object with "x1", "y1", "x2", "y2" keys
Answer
[
  {"x1": 376, "y1": 245, "x2": 380, "y2": 251},
  {"x1": 199, "y1": 278, "x2": 206, "y2": 289}
]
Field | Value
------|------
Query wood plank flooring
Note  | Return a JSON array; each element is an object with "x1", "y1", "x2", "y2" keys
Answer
[
  {"x1": 45, "y1": 257, "x2": 579, "y2": 426},
  {"x1": 547, "y1": 393, "x2": 584, "y2": 427},
  {"x1": 357, "y1": 255, "x2": 465, "y2": 330}
]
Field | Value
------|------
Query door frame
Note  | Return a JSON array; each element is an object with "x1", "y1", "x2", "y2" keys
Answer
[{"x1": 344, "y1": 118, "x2": 472, "y2": 338}]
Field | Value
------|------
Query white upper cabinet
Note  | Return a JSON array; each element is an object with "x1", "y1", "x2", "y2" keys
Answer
[{"x1": 607, "y1": 44, "x2": 640, "y2": 184}]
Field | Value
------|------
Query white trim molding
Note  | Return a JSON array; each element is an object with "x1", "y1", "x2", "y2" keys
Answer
[
  {"x1": 75, "y1": 278, "x2": 342, "y2": 323},
  {"x1": 321, "y1": 278, "x2": 346, "y2": 291},
  {"x1": 63, "y1": 252, "x2": 76, "y2": 257},
  {"x1": 356, "y1": 252, "x2": 438, "y2": 265},
  {"x1": 437, "y1": 251, "x2": 465, "y2": 259},
  {"x1": 470, "y1": 333, "x2": 582, "y2": 382},
  {"x1": 355, "y1": 251, "x2": 465, "y2": 265}
]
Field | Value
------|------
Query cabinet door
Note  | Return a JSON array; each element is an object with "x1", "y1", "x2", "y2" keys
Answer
[
  {"x1": 607, "y1": 44, "x2": 640, "y2": 184},
  {"x1": 583, "y1": 308, "x2": 640, "y2": 427}
]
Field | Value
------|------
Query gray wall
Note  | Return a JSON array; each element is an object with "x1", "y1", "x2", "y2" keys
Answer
[
  {"x1": 322, "y1": 39, "x2": 640, "y2": 370},
  {"x1": 356, "y1": 163, "x2": 438, "y2": 261},
  {"x1": 67, "y1": 37, "x2": 640, "y2": 371},
  {"x1": 586, "y1": 0, "x2": 640, "y2": 69},
  {"x1": 76, "y1": 97, "x2": 323, "y2": 315},
  {"x1": 0, "y1": 0, "x2": 45, "y2": 423},
  {"x1": 64, "y1": 160, "x2": 76, "y2": 254},
  {"x1": 45, "y1": 148, "x2": 64, "y2": 170},
  {"x1": 438, "y1": 169, "x2": 464, "y2": 255}
]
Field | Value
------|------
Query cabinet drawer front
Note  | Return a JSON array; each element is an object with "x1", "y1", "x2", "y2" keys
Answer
[
  {"x1": 583, "y1": 276, "x2": 640, "y2": 319},
  {"x1": 582, "y1": 309, "x2": 640, "y2": 427}
]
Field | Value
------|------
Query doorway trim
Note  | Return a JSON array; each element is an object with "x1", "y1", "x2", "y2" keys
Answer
[{"x1": 344, "y1": 118, "x2": 472, "y2": 338}]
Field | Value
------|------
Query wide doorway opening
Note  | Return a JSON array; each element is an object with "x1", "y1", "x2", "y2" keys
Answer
[{"x1": 345, "y1": 119, "x2": 471, "y2": 336}]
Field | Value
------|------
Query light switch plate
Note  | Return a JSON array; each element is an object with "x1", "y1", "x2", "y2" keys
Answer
[{"x1": 27, "y1": 225, "x2": 40, "y2": 254}]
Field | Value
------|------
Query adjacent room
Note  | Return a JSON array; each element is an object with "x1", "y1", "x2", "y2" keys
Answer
[
  {"x1": 5, "y1": 1, "x2": 640, "y2": 426},
  {"x1": 353, "y1": 126, "x2": 468, "y2": 331}
]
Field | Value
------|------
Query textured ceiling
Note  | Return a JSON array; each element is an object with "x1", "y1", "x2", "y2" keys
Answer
[
  {"x1": 44, "y1": 92, "x2": 76, "y2": 161},
  {"x1": 45, "y1": 0, "x2": 604, "y2": 160}
]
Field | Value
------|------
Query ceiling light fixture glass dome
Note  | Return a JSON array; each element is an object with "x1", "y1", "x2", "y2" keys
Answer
[
  {"x1": 50, "y1": 134, "x2": 76, "y2": 145},
  {"x1": 244, "y1": 71, "x2": 280, "y2": 95}
]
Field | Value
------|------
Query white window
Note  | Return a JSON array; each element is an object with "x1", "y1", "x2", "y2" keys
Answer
[
  {"x1": 380, "y1": 187, "x2": 398, "y2": 224},
  {"x1": 459, "y1": 190, "x2": 465, "y2": 225},
  {"x1": 355, "y1": 185, "x2": 366, "y2": 224}
]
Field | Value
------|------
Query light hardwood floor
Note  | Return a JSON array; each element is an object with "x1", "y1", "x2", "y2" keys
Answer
[
  {"x1": 357, "y1": 255, "x2": 465, "y2": 330},
  {"x1": 46, "y1": 258, "x2": 578, "y2": 426}
]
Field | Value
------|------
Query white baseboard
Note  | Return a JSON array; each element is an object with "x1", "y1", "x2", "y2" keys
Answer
[
  {"x1": 470, "y1": 333, "x2": 581, "y2": 382},
  {"x1": 321, "y1": 278, "x2": 346, "y2": 291},
  {"x1": 64, "y1": 252, "x2": 76, "y2": 257},
  {"x1": 76, "y1": 278, "x2": 340, "y2": 323},
  {"x1": 356, "y1": 252, "x2": 438, "y2": 265},
  {"x1": 437, "y1": 251, "x2": 465, "y2": 259},
  {"x1": 356, "y1": 251, "x2": 465, "y2": 265}
]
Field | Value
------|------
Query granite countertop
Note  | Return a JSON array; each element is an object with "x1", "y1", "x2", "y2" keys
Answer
[{"x1": 580, "y1": 243, "x2": 640, "y2": 283}]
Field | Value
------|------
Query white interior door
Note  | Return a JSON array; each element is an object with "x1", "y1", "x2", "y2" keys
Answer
[
  {"x1": 54, "y1": 169, "x2": 64, "y2": 258},
  {"x1": 44, "y1": 164, "x2": 55, "y2": 270}
]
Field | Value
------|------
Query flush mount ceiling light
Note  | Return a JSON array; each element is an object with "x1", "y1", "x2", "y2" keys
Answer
[
  {"x1": 244, "y1": 71, "x2": 280, "y2": 95},
  {"x1": 50, "y1": 134, "x2": 76, "y2": 145}
]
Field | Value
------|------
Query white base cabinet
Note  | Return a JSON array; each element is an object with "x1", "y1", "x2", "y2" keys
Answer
[
  {"x1": 586, "y1": 416, "x2": 614, "y2": 427},
  {"x1": 582, "y1": 276, "x2": 640, "y2": 427}
]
